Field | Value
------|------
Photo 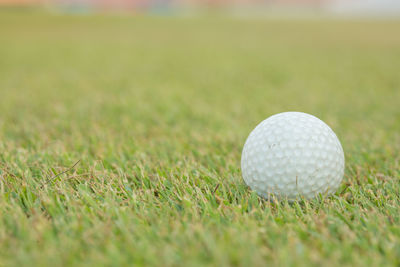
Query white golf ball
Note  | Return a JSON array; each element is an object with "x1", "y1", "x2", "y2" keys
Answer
[{"x1": 241, "y1": 112, "x2": 345, "y2": 201}]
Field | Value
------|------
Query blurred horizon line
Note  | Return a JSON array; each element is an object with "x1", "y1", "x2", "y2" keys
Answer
[{"x1": 1, "y1": 0, "x2": 400, "y2": 16}]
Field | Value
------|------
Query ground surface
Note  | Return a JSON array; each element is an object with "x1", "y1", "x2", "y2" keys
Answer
[{"x1": 0, "y1": 10, "x2": 399, "y2": 266}]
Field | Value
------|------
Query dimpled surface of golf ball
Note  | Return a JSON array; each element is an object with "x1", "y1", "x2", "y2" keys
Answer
[{"x1": 241, "y1": 112, "x2": 345, "y2": 200}]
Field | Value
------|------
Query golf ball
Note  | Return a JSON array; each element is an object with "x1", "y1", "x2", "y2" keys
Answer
[{"x1": 241, "y1": 112, "x2": 344, "y2": 201}]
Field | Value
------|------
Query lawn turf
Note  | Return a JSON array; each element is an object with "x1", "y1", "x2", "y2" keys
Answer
[{"x1": 0, "y1": 10, "x2": 399, "y2": 266}]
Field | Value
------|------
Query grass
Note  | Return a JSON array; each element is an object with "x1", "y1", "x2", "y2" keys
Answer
[{"x1": 0, "y1": 9, "x2": 399, "y2": 266}]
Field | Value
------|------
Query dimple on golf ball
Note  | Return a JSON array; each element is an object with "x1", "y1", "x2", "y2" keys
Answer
[{"x1": 241, "y1": 112, "x2": 345, "y2": 200}]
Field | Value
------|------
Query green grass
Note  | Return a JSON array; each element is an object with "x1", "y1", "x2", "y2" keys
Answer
[{"x1": 0, "y1": 10, "x2": 400, "y2": 266}]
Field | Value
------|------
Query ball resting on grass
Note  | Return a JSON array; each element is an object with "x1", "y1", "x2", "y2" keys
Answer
[{"x1": 241, "y1": 112, "x2": 345, "y2": 201}]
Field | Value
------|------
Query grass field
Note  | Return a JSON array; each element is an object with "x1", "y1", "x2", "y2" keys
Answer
[{"x1": 0, "y1": 10, "x2": 400, "y2": 266}]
